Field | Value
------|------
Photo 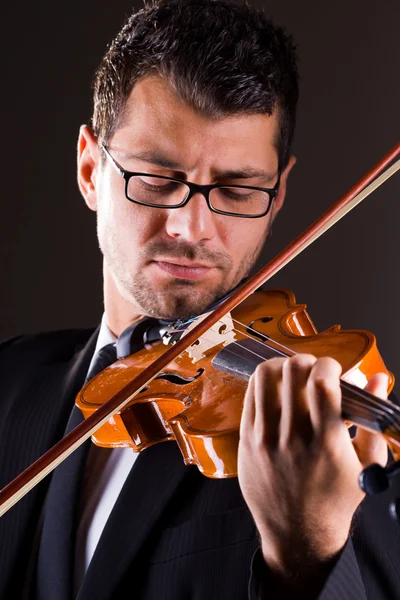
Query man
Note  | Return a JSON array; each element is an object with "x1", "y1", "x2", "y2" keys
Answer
[{"x1": 1, "y1": 0, "x2": 399, "y2": 598}]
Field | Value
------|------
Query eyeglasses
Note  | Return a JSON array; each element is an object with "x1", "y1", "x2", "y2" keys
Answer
[{"x1": 101, "y1": 144, "x2": 280, "y2": 219}]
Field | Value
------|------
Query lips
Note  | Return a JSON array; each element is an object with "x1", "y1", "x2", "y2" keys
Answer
[{"x1": 153, "y1": 260, "x2": 214, "y2": 280}]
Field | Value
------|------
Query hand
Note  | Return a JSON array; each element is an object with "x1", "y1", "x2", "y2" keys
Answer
[{"x1": 238, "y1": 354, "x2": 388, "y2": 581}]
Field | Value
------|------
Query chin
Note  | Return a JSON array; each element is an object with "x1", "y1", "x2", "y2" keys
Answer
[{"x1": 134, "y1": 288, "x2": 216, "y2": 321}]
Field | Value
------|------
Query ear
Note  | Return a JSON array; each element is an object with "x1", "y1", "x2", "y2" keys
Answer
[
  {"x1": 272, "y1": 154, "x2": 296, "y2": 216},
  {"x1": 77, "y1": 125, "x2": 100, "y2": 211}
]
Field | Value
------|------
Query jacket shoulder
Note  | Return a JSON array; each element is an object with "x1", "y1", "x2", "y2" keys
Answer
[{"x1": 0, "y1": 328, "x2": 97, "y2": 368}]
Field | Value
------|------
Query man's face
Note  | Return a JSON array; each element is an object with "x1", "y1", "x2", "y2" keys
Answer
[{"x1": 81, "y1": 76, "x2": 292, "y2": 320}]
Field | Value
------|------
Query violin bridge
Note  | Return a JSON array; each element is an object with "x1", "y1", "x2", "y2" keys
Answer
[{"x1": 183, "y1": 313, "x2": 236, "y2": 363}]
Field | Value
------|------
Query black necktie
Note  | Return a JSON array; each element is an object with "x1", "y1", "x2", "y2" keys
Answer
[{"x1": 85, "y1": 342, "x2": 118, "y2": 383}]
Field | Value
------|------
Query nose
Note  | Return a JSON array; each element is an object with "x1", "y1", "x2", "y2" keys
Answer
[{"x1": 164, "y1": 192, "x2": 218, "y2": 243}]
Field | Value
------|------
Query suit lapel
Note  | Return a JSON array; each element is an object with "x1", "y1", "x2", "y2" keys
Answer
[
  {"x1": 35, "y1": 329, "x2": 102, "y2": 600},
  {"x1": 77, "y1": 441, "x2": 189, "y2": 600},
  {"x1": 36, "y1": 406, "x2": 90, "y2": 600},
  {"x1": 0, "y1": 328, "x2": 98, "y2": 600}
]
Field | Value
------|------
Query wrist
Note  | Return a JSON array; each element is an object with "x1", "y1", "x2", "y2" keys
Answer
[
  {"x1": 260, "y1": 531, "x2": 348, "y2": 581},
  {"x1": 259, "y1": 541, "x2": 346, "y2": 599}
]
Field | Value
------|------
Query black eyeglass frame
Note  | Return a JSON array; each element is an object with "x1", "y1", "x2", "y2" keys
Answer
[{"x1": 101, "y1": 144, "x2": 280, "y2": 219}]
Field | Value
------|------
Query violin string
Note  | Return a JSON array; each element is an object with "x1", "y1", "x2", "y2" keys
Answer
[
  {"x1": 215, "y1": 338, "x2": 400, "y2": 435},
  {"x1": 228, "y1": 317, "x2": 400, "y2": 431},
  {"x1": 229, "y1": 316, "x2": 398, "y2": 409},
  {"x1": 203, "y1": 335, "x2": 400, "y2": 434},
  {"x1": 189, "y1": 314, "x2": 396, "y2": 427},
  {"x1": 342, "y1": 397, "x2": 400, "y2": 435},
  {"x1": 189, "y1": 317, "x2": 400, "y2": 432}
]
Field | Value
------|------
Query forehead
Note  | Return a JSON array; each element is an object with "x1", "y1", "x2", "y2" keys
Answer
[{"x1": 111, "y1": 76, "x2": 279, "y2": 173}]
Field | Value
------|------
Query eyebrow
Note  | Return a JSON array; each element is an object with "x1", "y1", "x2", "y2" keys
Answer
[
  {"x1": 117, "y1": 150, "x2": 182, "y2": 171},
  {"x1": 116, "y1": 150, "x2": 278, "y2": 182},
  {"x1": 219, "y1": 168, "x2": 278, "y2": 182}
]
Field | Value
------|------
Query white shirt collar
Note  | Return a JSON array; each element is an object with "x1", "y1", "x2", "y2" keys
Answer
[
  {"x1": 87, "y1": 313, "x2": 117, "y2": 377},
  {"x1": 95, "y1": 313, "x2": 117, "y2": 352}
]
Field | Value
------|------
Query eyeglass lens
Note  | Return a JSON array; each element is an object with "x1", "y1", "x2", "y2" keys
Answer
[{"x1": 126, "y1": 175, "x2": 271, "y2": 216}]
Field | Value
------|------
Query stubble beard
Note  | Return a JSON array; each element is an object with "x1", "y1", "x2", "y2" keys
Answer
[
  {"x1": 129, "y1": 274, "x2": 228, "y2": 320},
  {"x1": 103, "y1": 237, "x2": 267, "y2": 321}
]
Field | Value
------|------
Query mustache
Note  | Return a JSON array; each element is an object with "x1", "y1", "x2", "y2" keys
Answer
[{"x1": 142, "y1": 240, "x2": 232, "y2": 268}]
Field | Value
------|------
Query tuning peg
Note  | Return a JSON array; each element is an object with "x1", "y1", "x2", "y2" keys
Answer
[{"x1": 359, "y1": 461, "x2": 400, "y2": 495}]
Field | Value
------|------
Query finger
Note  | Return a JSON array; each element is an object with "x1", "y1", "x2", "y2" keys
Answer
[
  {"x1": 253, "y1": 357, "x2": 285, "y2": 447},
  {"x1": 240, "y1": 375, "x2": 256, "y2": 440},
  {"x1": 280, "y1": 354, "x2": 317, "y2": 445},
  {"x1": 307, "y1": 357, "x2": 343, "y2": 440},
  {"x1": 353, "y1": 373, "x2": 389, "y2": 467},
  {"x1": 364, "y1": 372, "x2": 389, "y2": 398}
]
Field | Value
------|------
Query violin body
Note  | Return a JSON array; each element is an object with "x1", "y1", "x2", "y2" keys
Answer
[{"x1": 76, "y1": 289, "x2": 395, "y2": 478}]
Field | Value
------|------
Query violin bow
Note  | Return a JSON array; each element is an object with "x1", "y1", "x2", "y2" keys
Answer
[{"x1": 1, "y1": 142, "x2": 399, "y2": 517}]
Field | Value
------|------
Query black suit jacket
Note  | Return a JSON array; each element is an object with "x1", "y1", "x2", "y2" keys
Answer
[{"x1": 0, "y1": 329, "x2": 400, "y2": 600}]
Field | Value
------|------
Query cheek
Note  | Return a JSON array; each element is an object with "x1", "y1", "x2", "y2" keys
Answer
[
  {"x1": 221, "y1": 218, "x2": 268, "y2": 262},
  {"x1": 97, "y1": 185, "x2": 160, "y2": 254}
]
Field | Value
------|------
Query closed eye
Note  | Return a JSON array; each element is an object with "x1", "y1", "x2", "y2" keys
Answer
[
  {"x1": 218, "y1": 187, "x2": 259, "y2": 201},
  {"x1": 136, "y1": 176, "x2": 181, "y2": 193}
]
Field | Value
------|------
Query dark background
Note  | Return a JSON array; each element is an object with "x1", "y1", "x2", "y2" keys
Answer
[{"x1": 1, "y1": 1, "x2": 399, "y2": 386}]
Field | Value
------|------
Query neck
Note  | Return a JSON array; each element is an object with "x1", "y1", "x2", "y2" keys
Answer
[{"x1": 103, "y1": 263, "x2": 143, "y2": 337}]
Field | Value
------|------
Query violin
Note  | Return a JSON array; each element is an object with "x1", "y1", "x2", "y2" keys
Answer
[
  {"x1": 1, "y1": 142, "x2": 399, "y2": 515},
  {"x1": 77, "y1": 287, "x2": 396, "y2": 479}
]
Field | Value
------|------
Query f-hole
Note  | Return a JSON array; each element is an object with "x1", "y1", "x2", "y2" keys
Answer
[
  {"x1": 246, "y1": 317, "x2": 273, "y2": 342},
  {"x1": 139, "y1": 368, "x2": 204, "y2": 390}
]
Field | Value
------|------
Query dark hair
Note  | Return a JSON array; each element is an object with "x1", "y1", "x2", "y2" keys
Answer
[{"x1": 92, "y1": 0, "x2": 299, "y2": 169}]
